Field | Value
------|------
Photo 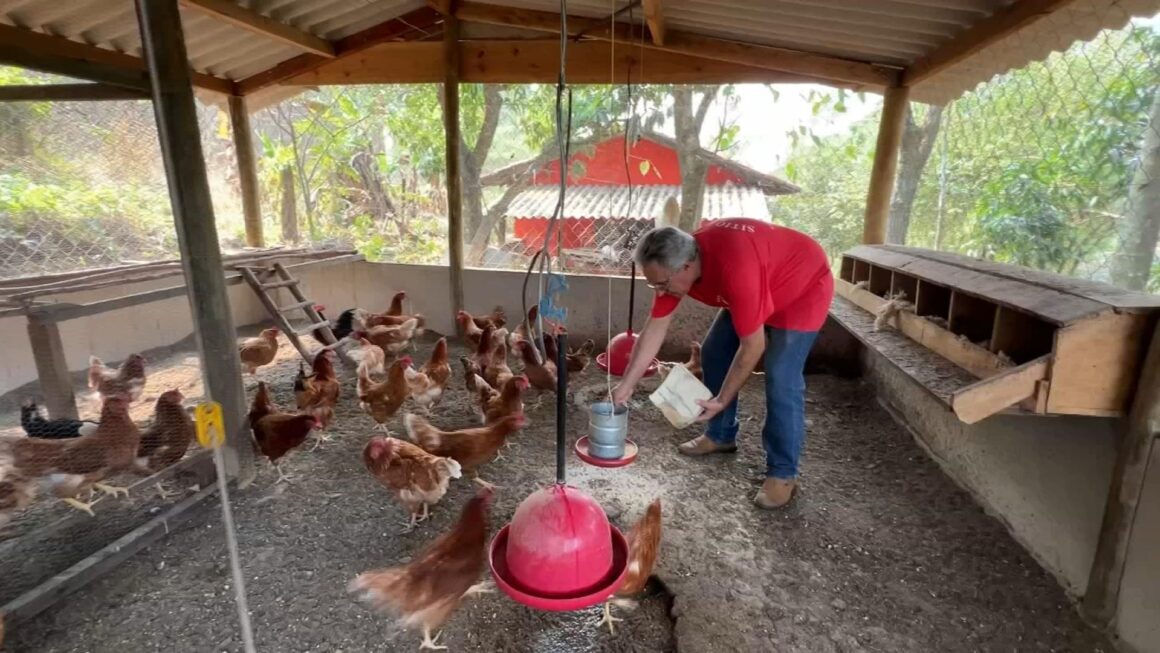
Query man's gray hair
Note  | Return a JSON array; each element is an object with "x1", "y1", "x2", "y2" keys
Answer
[{"x1": 634, "y1": 226, "x2": 698, "y2": 270}]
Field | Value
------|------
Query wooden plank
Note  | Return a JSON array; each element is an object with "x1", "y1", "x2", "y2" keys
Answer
[
  {"x1": 0, "y1": 84, "x2": 149, "y2": 101},
  {"x1": 453, "y1": 1, "x2": 900, "y2": 89},
  {"x1": 862, "y1": 85, "x2": 909, "y2": 244},
  {"x1": 277, "y1": 300, "x2": 315, "y2": 313},
  {"x1": 445, "y1": 14, "x2": 466, "y2": 335},
  {"x1": 179, "y1": 0, "x2": 335, "y2": 57},
  {"x1": 1083, "y1": 319, "x2": 1160, "y2": 625},
  {"x1": 1047, "y1": 312, "x2": 1147, "y2": 416},
  {"x1": 240, "y1": 267, "x2": 313, "y2": 362},
  {"x1": 259, "y1": 278, "x2": 299, "y2": 290},
  {"x1": 950, "y1": 356, "x2": 1050, "y2": 424},
  {"x1": 1, "y1": 484, "x2": 217, "y2": 626},
  {"x1": 288, "y1": 39, "x2": 818, "y2": 85},
  {"x1": 228, "y1": 95, "x2": 264, "y2": 248},
  {"x1": 847, "y1": 246, "x2": 1106, "y2": 325},
  {"x1": 642, "y1": 0, "x2": 664, "y2": 46},
  {"x1": 829, "y1": 295, "x2": 979, "y2": 405},
  {"x1": 25, "y1": 315, "x2": 78, "y2": 420},
  {"x1": 235, "y1": 6, "x2": 443, "y2": 94},
  {"x1": 880, "y1": 245, "x2": 1160, "y2": 311},
  {"x1": 0, "y1": 23, "x2": 234, "y2": 95},
  {"x1": 271, "y1": 262, "x2": 350, "y2": 366},
  {"x1": 26, "y1": 254, "x2": 364, "y2": 324},
  {"x1": 904, "y1": 0, "x2": 1078, "y2": 86},
  {"x1": 135, "y1": 0, "x2": 253, "y2": 478},
  {"x1": 835, "y1": 278, "x2": 1011, "y2": 379}
]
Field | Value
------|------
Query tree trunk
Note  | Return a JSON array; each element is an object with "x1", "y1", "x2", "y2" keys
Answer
[
  {"x1": 1110, "y1": 90, "x2": 1160, "y2": 291},
  {"x1": 672, "y1": 87, "x2": 717, "y2": 233},
  {"x1": 887, "y1": 103, "x2": 944, "y2": 245},
  {"x1": 280, "y1": 166, "x2": 298, "y2": 244}
]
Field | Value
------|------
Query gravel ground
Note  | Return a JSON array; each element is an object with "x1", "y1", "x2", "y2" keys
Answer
[{"x1": 3, "y1": 333, "x2": 1110, "y2": 652}]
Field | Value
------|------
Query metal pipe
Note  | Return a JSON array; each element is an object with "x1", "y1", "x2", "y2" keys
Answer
[{"x1": 555, "y1": 332, "x2": 569, "y2": 485}]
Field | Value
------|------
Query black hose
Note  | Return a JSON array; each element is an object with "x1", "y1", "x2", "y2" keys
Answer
[{"x1": 555, "y1": 332, "x2": 568, "y2": 485}]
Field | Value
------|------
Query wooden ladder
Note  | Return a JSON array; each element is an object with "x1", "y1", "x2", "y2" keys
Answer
[{"x1": 237, "y1": 262, "x2": 353, "y2": 367}]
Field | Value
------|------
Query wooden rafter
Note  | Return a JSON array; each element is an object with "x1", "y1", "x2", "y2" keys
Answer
[
  {"x1": 179, "y1": 0, "x2": 335, "y2": 57},
  {"x1": 0, "y1": 23, "x2": 235, "y2": 94},
  {"x1": 235, "y1": 6, "x2": 443, "y2": 94},
  {"x1": 285, "y1": 39, "x2": 828, "y2": 86},
  {"x1": 0, "y1": 83, "x2": 149, "y2": 101},
  {"x1": 903, "y1": 0, "x2": 1077, "y2": 86},
  {"x1": 451, "y1": 1, "x2": 899, "y2": 88},
  {"x1": 641, "y1": 0, "x2": 664, "y2": 46}
]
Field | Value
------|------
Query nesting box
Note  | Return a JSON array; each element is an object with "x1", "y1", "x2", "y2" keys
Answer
[{"x1": 832, "y1": 245, "x2": 1160, "y2": 424}]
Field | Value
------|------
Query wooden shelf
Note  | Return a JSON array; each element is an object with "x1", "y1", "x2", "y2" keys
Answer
[{"x1": 834, "y1": 245, "x2": 1160, "y2": 422}]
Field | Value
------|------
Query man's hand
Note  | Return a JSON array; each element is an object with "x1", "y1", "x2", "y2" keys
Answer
[
  {"x1": 611, "y1": 382, "x2": 635, "y2": 407},
  {"x1": 695, "y1": 396, "x2": 726, "y2": 422}
]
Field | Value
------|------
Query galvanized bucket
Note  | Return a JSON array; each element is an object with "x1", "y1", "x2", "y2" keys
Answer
[{"x1": 588, "y1": 402, "x2": 629, "y2": 459}]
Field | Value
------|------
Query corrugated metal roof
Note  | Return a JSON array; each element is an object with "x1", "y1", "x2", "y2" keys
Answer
[
  {"x1": 0, "y1": 0, "x2": 1156, "y2": 103},
  {"x1": 0, "y1": 0, "x2": 425, "y2": 82},
  {"x1": 507, "y1": 183, "x2": 771, "y2": 221}
]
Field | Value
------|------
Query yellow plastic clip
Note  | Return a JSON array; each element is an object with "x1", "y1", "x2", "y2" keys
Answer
[{"x1": 194, "y1": 401, "x2": 225, "y2": 449}]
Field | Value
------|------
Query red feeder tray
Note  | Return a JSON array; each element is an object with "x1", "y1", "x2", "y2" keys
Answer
[
  {"x1": 574, "y1": 436, "x2": 638, "y2": 468},
  {"x1": 597, "y1": 329, "x2": 658, "y2": 378},
  {"x1": 489, "y1": 485, "x2": 629, "y2": 611}
]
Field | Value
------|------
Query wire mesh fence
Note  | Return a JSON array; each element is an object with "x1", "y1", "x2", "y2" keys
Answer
[{"x1": 0, "y1": 69, "x2": 248, "y2": 282}]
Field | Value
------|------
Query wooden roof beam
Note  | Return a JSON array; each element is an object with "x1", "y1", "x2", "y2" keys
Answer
[
  {"x1": 236, "y1": 5, "x2": 443, "y2": 94},
  {"x1": 642, "y1": 0, "x2": 664, "y2": 46},
  {"x1": 0, "y1": 23, "x2": 235, "y2": 94},
  {"x1": 903, "y1": 0, "x2": 1077, "y2": 86},
  {"x1": 179, "y1": 0, "x2": 336, "y2": 57},
  {"x1": 452, "y1": 1, "x2": 900, "y2": 89},
  {"x1": 0, "y1": 83, "x2": 149, "y2": 101}
]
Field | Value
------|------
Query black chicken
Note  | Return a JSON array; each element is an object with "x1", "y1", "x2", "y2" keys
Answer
[{"x1": 19, "y1": 400, "x2": 98, "y2": 439}]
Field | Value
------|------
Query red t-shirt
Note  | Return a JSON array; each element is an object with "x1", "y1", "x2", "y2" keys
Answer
[{"x1": 650, "y1": 219, "x2": 834, "y2": 335}]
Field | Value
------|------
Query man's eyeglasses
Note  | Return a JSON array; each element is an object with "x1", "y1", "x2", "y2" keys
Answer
[{"x1": 646, "y1": 277, "x2": 672, "y2": 293}]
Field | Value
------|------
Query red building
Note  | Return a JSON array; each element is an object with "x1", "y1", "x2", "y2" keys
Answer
[{"x1": 480, "y1": 132, "x2": 799, "y2": 263}]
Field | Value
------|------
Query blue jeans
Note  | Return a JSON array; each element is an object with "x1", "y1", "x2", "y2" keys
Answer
[{"x1": 700, "y1": 310, "x2": 819, "y2": 480}]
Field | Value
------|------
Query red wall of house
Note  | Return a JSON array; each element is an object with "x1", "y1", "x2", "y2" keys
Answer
[{"x1": 532, "y1": 135, "x2": 746, "y2": 186}]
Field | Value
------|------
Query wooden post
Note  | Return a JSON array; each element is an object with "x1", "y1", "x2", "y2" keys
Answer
[
  {"x1": 280, "y1": 167, "x2": 299, "y2": 243},
  {"x1": 1083, "y1": 320, "x2": 1160, "y2": 626},
  {"x1": 862, "y1": 85, "x2": 910, "y2": 245},
  {"x1": 134, "y1": 0, "x2": 253, "y2": 479},
  {"x1": 228, "y1": 95, "x2": 264, "y2": 248},
  {"x1": 443, "y1": 9, "x2": 465, "y2": 329},
  {"x1": 25, "y1": 315, "x2": 78, "y2": 420}
]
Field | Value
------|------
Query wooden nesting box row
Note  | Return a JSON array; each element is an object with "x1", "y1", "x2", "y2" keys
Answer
[{"x1": 831, "y1": 245, "x2": 1160, "y2": 424}]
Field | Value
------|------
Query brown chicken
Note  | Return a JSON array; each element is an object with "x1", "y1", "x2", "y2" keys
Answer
[
  {"x1": 359, "y1": 357, "x2": 412, "y2": 433},
  {"x1": 363, "y1": 436, "x2": 462, "y2": 530},
  {"x1": 42, "y1": 396, "x2": 142, "y2": 515},
  {"x1": 457, "y1": 310, "x2": 486, "y2": 351},
  {"x1": 599, "y1": 498, "x2": 663, "y2": 633},
  {"x1": 360, "y1": 308, "x2": 428, "y2": 335},
  {"x1": 567, "y1": 339, "x2": 597, "y2": 374},
  {"x1": 476, "y1": 374, "x2": 529, "y2": 425},
  {"x1": 515, "y1": 339, "x2": 557, "y2": 393},
  {"x1": 406, "y1": 338, "x2": 452, "y2": 413},
  {"x1": 404, "y1": 413, "x2": 524, "y2": 485},
  {"x1": 460, "y1": 356, "x2": 482, "y2": 394},
  {"x1": 297, "y1": 351, "x2": 341, "y2": 434},
  {"x1": 482, "y1": 341, "x2": 514, "y2": 389},
  {"x1": 384, "y1": 290, "x2": 407, "y2": 316},
  {"x1": 353, "y1": 336, "x2": 386, "y2": 377},
  {"x1": 685, "y1": 341, "x2": 703, "y2": 381},
  {"x1": 359, "y1": 318, "x2": 420, "y2": 355},
  {"x1": 136, "y1": 389, "x2": 194, "y2": 473},
  {"x1": 238, "y1": 328, "x2": 280, "y2": 375},
  {"x1": 466, "y1": 306, "x2": 506, "y2": 330},
  {"x1": 349, "y1": 487, "x2": 494, "y2": 650},
  {"x1": 250, "y1": 382, "x2": 317, "y2": 483},
  {"x1": 88, "y1": 353, "x2": 147, "y2": 401}
]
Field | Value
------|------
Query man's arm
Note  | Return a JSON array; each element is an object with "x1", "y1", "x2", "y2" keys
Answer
[
  {"x1": 695, "y1": 329, "x2": 765, "y2": 422},
  {"x1": 611, "y1": 313, "x2": 673, "y2": 405}
]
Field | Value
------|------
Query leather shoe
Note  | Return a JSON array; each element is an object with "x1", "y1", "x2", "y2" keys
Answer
[
  {"x1": 755, "y1": 478, "x2": 797, "y2": 510},
  {"x1": 677, "y1": 435, "x2": 737, "y2": 457}
]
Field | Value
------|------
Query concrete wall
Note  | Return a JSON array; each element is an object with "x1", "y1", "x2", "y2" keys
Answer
[{"x1": 819, "y1": 319, "x2": 1160, "y2": 653}]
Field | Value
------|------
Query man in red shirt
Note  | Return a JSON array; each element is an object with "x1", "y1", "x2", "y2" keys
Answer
[{"x1": 611, "y1": 219, "x2": 833, "y2": 509}]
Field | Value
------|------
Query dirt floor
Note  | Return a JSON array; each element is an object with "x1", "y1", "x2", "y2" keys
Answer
[{"x1": 3, "y1": 332, "x2": 1112, "y2": 652}]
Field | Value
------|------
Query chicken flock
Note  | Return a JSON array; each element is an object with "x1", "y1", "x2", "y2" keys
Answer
[{"x1": 2, "y1": 289, "x2": 674, "y2": 650}]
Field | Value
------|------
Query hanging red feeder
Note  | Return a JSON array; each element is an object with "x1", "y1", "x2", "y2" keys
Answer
[
  {"x1": 598, "y1": 262, "x2": 659, "y2": 377},
  {"x1": 490, "y1": 333, "x2": 629, "y2": 610}
]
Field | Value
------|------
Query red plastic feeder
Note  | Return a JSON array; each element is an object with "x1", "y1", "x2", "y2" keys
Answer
[
  {"x1": 490, "y1": 484, "x2": 629, "y2": 611},
  {"x1": 597, "y1": 329, "x2": 659, "y2": 377},
  {"x1": 574, "y1": 436, "x2": 638, "y2": 468}
]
